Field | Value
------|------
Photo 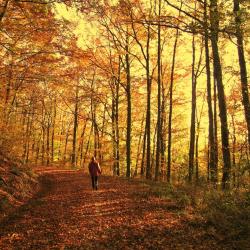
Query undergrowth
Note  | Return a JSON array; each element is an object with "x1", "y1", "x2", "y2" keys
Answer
[
  {"x1": 133, "y1": 178, "x2": 250, "y2": 249},
  {"x1": 201, "y1": 189, "x2": 250, "y2": 249},
  {"x1": 0, "y1": 160, "x2": 38, "y2": 219}
]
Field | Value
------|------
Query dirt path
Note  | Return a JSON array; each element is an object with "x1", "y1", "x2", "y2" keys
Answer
[{"x1": 0, "y1": 169, "x2": 224, "y2": 250}]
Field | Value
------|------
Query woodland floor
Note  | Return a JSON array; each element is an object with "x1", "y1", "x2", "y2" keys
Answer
[{"x1": 0, "y1": 168, "x2": 231, "y2": 250}]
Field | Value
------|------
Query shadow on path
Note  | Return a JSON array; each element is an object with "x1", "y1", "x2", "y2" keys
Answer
[{"x1": 0, "y1": 169, "x2": 226, "y2": 250}]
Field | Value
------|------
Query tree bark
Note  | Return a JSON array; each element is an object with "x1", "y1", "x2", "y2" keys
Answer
[
  {"x1": 71, "y1": 84, "x2": 79, "y2": 168},
  {"x1": 204, "y1": 0, "x2": 217, "y2": 183},
  {"x1": 233, "y1": 0, "x2": 250, "y2": 147},
  {"x1": 115, "y1": 62, "x2": 120, "y2": 176},
  {"x1": 51, "y1": 99, "x2": 56, "y2": 163},
  {"x1": 125, "y1": 31, "x2": 131, "y2": 178},
  {"x1": 78, "y1": 120, "x2": 87, "y2": 167},
  {"x1": 46, "y1": 119, "x2": 50, "y2": 166},
  {"x1": 135, "y1": 115, "x2": 144, "y2": 177},
  {"x1": 188, "y1": 29, "x2": 196, "y2": 183},
  {"x1": 146, "y1": 24, "x2": 152, "y2": 179},
  {"x1": 140, "y1": 121, "x2": 147, "y2": 177},
  {"x1": 84, "y1": 123, "x2": 93, "y2": 164},
  {"x1": 167, "y1": 27, "x2": 179, "y2": 183},
  {"x1": 214, "y1": 75, "x2": 219, "y2": 178},
  {"x1": 155, "y1": 0, "x2": 162, "y2": 181},
  {"x1": 112, "y1": 85, "x2": 117, "y2": 175},
  {"x1": 210, "y1": 0, "x2": 231, "y2": 189}
]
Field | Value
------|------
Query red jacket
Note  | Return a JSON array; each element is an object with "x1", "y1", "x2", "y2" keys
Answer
[{"x1": 89, "y1": 161, "x2": 101, "y2": 176}]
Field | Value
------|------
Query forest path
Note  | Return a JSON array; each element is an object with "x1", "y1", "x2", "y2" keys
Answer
[{"x1": 0, "y1": 168, "x2": 223, "y2": 250}]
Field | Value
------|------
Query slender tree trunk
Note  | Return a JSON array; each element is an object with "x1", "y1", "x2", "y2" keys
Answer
[
  {"x1": 91, "y1": 97, "x2": 99, "y2": 159},
  {"x1": 188, "y1": 30, "x2": 196, "y2": 183},
  {"x1": 125, "y1": 32, "x2": 131, "y2": 178},
  {"x1": 195, "y1": 133, "x2": 199, "y2": 182},
  {"x1": 210, "y1": 0, "x2": 231, "y2": 189},
  {"x1": 167, "y1": 27, "x2": 179, "y2": 183},
  {"x1": 155, "y1": 0, "x2": 162, "y2": 181},
  {"x1": 135, "y1": 115, "x2": 144, "y2": 177},
  {"x1": 204, "y1": 0, "x2": 217, "y2": 184},
  {"x1": 90, "y1": 70, "x2": 98, "y2": 158},
  {"x1": 84, "y1": 123, "x2": 93, "y2": 163},
  {"x1": 35, "y1": 136, "x2": 40, "y2": 165},
  {"x1": 206, "y1": 139, "x2": 210, "y2": 181},
  {"x1": 63, "y1": 124, "x2": 70, "y2": 163},
  {"x1": 26, "y1": 105, "x2": 34, "y2": 163},
  {"x1": 46, "y1": 119, "x2": 50, "y2": 166},
  {"x1": 231, "y1": 113, "x2": 237, "y2": 187},
  {"x1": 93, "y1": 106, "x2": 99, "y2": 158},
  {"x1": 214, "y1": 75, "x2": 219, "y2": 176},
  {"x1": 51, "y1": 99, "x2": 56, "y2": 163},
  {"x1": 71, "y1": 84, "x2": 79, "y2": 168},
  {"x1": 99, "y1": 105, "x2": 106, "y2": 163},
  {"x1": 151, "y1": 120, "x2": 158, "y2": 175},
  {"x1": 42, "y1": 125, "x2": 45, "y2": 165},
  {"x1": 22, "y1": 113, "x2": 29, "y2": 162},
  {"x1": 161, "y1": 88, "x2": 166, "y2": 180},
  {"x1": 112, "y1": 91, "x2": 116, "y2": 175},
  {"x1": 57, "y1": 117, "x2": 64, "y2": 161},
  {"x1": 233, "y1": 0, "x2": 250, "y2": 147},
  {"x1": 78, "y1": 120, "x2": 87, "y2": 167},
  {"x1": 25, "y1": 115, "x2": 31, "y2": 163},
  {"x1": 195, "y1": 89, "x2": 206, "y2": 183},
  {"x1": 140, "y1": 122, "x2": 147, "y2": 177},
  {"x1": 146, "y1": 24, "x2": 151, "y2": 179},
  {"x1": 115, "y1": 63, "x2": 120, "y2": 176}
]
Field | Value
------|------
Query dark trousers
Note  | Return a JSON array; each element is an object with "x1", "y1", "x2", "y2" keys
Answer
[{"x1": 91, "y1": 176, "x2": 98, "y2": 190}]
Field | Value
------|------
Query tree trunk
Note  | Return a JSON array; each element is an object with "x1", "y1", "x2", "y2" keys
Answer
[
  {"x1": 125, "y1": 32, "x2": 131, "y2": 178},
  {"x1": 42, "y1": 125, "x2": 45, "y2": 165},
  {"x1": 84, "y1": 123, "x2": 94, "y2": 164},
  {"x1": 188, "y1": 30, "x2": 196, "y2": 183},
  {"x1": 71, "y1": 84, "x2": 79, "y2": 168},
  {"x1": 35, "y1": 136, "x2": 40, "y2": 165},
  {"x1": 206, "y1": 139, "x2": 210, "y2": 181},
  {"x1": 210, "y1": 0, "x2": 231, "y2": 189},
  {"x1": 140, "y1": 121, "x2": 147, "y2": 177},
  {"x1": 161, "y1": 86, "x2": 166, "y2": 180},
  {"x1": 195, "y1": 133, "x2": 199, "y2": 182},
  {"x1": 46, "y1": 119, "x2": 50, "y2": 166},
  {"x1": 26, "y1": 105, "x2": 34, "y2": 163},
  {"x1": 233, "y1": 0, "x2": 250, "y2": 147},
  {"x1": 167, "y1": 27, "x2": 179, "y2": 183},
  {"x1": 51, "y1": 99, "x2": 56, "y2": 163},
  {"x1": 115, "y1": 62, "x2": 120, "y2": 176},
  {"x1": 204, "y1": 0, "x2": 217, "y2": 184},
  {"x1": 63, "y1": 124, "x2": 70, "y2": 163},
  {"x1": 214, "y1": 75, "x2": 219, "y2": 177},
  {"x1": 99, "y1": 104, "x2": 106, "y2": 163},
  {"x1": 57, "y1": 117, "x2": 64, "y2": 161},
  {"x1": 78, "y1": 120, "x2": 87, "y2": 167},
  {"x1": 146, "y1": 24, "x2": 151, "y2": 179},
  {"x1": 135, "y1": 115, "x2": 144, "y2": 177},
  {"x1": 112, "y1": 90, "x2": 117, "y2": 175},
  {"x1": 151, "y1": 120, "x2": 158, "y2": 175},
  {"x1": 155, "y1": 0, "x2": 162, "y2": 181},
  {"x1": 231, "y1": 113, "x2": 237, "y2": 187}
]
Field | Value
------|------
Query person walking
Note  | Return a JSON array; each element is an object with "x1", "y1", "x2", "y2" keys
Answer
[{"x1": 88, "y1": 156, "x2": 102, "y2": 190}]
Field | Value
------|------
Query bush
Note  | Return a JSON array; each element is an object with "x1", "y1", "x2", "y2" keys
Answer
[{"x1": 201, "y1": 190, "x2": 250, "y2": 248}]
